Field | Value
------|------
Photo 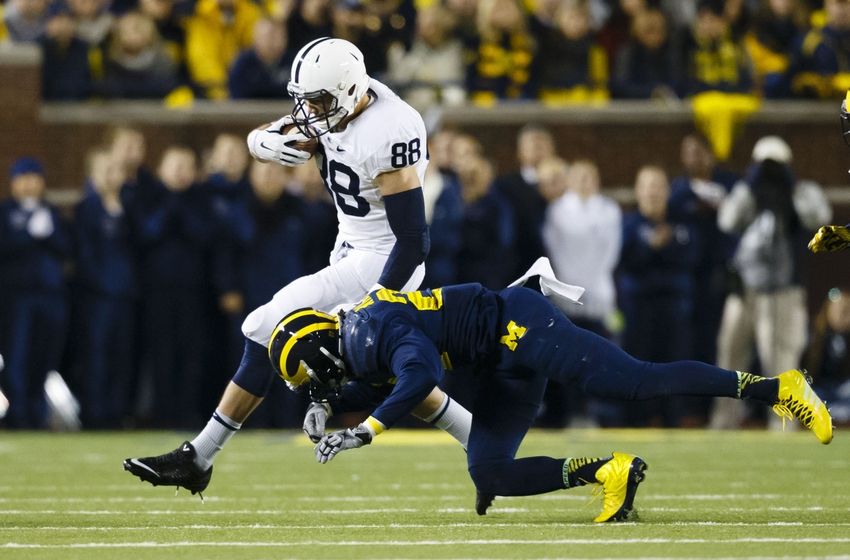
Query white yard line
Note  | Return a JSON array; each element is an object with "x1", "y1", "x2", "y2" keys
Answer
[
  {"x1": 3, "y1": 521, "x2": 850, "y2": 531},
  {"x1": 3, "y1": 537, "x2": 850, "y2": 548}
]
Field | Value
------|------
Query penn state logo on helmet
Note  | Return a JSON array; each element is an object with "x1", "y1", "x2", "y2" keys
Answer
[
  {"x1": 268, "y1": 308, "x2": 347, "y2": 396},
  {"x1": 287, "y1": 37, "x2": 370, "y2": 138}
]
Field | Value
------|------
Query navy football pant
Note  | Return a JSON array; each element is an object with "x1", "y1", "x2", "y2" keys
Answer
[{"x1": 467, "y1": 287, "x2": 739, "y2": 496}]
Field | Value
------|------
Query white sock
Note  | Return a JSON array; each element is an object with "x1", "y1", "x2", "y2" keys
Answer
[
  {"x1": 422, "y1": 394, "x2": 471, "y2": 450},
  {"x1": 190, "y1": 409, "x2": 242, "y2": 470}
]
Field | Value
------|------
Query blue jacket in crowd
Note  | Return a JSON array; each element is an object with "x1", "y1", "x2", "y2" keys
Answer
[
  {"x1": 619, "y1": 211, "x2": 699, "y2": 299},
  {"x1": 0, "y1": 199, "x2": 70, "y2": 292},
  {"x1": 136, "y1": 185, "x2": 213, "y2": 289},
  {"x1": 73, "y1": 193, "x2": 137, "y2": 298}
]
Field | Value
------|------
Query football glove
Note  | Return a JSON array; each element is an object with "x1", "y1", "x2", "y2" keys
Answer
[
  {"x1": 315, "y1": 424, "x2": 373, "y2": 464},
  {"x1": 808, "y1": 225, "x2": 850, "y2": 253},
  {"x1": 303, "y1": 401, "x2": 332, "y2": 443},
  {"x1": 247, "y1": 116, "x2": 311, "y2": 166}
]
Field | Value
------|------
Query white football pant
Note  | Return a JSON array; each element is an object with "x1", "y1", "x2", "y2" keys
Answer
[{"x1": 241, "y1": 245, "x2": 425, "y2": 346}]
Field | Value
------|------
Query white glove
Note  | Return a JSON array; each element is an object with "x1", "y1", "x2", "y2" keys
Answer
[
  {"x1": 303, "y1": 401, "x2": 332, "y2": 443},
  {"x1": 27, "y1": 207, "x2": 54, "y2": 239},
  {"x1": 315, "y1": 424, "x2": 373, "y2": 464},
  {"x1": 247, "y1": 116, "x2": 311, "y2": 167}
]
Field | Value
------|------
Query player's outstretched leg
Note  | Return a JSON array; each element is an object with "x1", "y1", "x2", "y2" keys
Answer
[
  {"x1": 771, "y1": 369, "x2": 833, "y2": 444},
  {"x1": 123, "y1": 441, "x2": 212, "y2": 498},
  {"x1": 591, "y1": 453, "x2": 648, "y2": 523}
]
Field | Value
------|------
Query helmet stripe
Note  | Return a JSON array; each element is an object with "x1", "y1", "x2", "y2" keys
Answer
[
  {"x1": 278, "y1": 321, "x2": 338, "y2": 382},
  {"x1": 282, "y1": 308, "x2": 336, "y2": 329},
  {"x1": 294, "y1": 36, "x2": 334, "y2": 82}
]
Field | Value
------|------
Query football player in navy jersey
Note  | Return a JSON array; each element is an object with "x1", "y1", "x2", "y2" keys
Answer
[{"x1": 269, "y1": 281, "x2": 833, "y2": 522}]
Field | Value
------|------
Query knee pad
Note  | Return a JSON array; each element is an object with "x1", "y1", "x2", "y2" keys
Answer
[{"x1": 241, "y1": 304, "x2": 281, "y2": 347}]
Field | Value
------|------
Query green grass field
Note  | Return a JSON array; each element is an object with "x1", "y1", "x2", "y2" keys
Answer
[{"x1": 1, "y1": 428, "x2": 849, "y2": 559}]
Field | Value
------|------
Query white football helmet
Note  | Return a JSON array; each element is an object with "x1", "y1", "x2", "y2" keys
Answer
[{"x1": 287, "y1": 37, "x2": 370, "y2": 138}]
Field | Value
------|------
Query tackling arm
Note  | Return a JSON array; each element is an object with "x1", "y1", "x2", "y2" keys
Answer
[{"x1": 314, "y1": 332, "x2": 443, "y2": 463}]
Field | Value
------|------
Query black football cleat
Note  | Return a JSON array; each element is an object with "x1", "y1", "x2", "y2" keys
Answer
[
  {"x1": 123, "y1": 441, "x2": 212, "y2": 497},
  {"x1": 475, "y1": 490, "x2": 495, "y2": 515}
]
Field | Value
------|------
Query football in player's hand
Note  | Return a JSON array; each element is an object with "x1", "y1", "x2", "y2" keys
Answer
[{"x1": 281, "y1": 122, "x2": 319, "y2": 155}]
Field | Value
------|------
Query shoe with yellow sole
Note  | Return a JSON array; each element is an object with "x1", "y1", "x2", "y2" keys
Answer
[
  {"x1": 773, "y1": 369, "x2": 833, "y2": 445},
  {"x1": 592, "y1": 452, "x2": 647, "y2": 523}
]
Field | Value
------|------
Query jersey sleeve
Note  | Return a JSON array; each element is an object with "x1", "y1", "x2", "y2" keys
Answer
[
  {"x1": 368, "y1": 324, "x2": 443, "y2": 429},
  {"x1": 361, "y1": 106, "x2": 427, "y2": 180}
]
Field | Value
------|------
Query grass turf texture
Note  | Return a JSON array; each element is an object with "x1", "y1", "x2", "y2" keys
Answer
[{"x1": 0, "y1": 429, "x2": 848, "y2": 559}]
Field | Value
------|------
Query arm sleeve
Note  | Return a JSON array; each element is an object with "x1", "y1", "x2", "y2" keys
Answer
[
  {"x1": 793, "y1": 180, "x2": 833, "y2": 230},
  {"x1": 717, "y1": 182, "x2": 756, "y2": 233},
  {"x1": 369, "y1": 330, "x2": 443, "y2": 429},
  {"x1": 378, "y1": 187, "x2": 430, "y2": 290}
]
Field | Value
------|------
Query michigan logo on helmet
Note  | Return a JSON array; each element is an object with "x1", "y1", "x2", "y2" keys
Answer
[
  {"x1": 268, "y1": 308, "x2": 347, "y2": 396},
  {"x1": 287, "y1": 37, "x2": 370, "y2": 138}
]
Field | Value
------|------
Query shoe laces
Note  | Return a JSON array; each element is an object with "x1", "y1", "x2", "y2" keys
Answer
[{"x1": 772, "y1": 398, "x2": 814, "y2": 431}]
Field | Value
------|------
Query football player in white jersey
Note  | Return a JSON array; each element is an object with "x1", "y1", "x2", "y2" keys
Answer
[{"x1": 123, "y1": 37, "x2": 474, "y2": 497}]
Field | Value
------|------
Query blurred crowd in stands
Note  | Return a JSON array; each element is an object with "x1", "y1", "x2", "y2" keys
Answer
[
  {"x1": 1, "y1": 123, "x2": 848, "y2": 432},
  {"x1": 1, "y1": 0, "x2": 850, "y2": 105}
]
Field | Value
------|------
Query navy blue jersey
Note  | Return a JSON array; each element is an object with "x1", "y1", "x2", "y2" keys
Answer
[{"x1": 340, "y1": 283, "x2": 500, "y2": 427}]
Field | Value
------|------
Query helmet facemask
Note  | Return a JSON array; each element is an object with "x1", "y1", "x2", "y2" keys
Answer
[
  {"x1": 298, "y1": 331, "x2": 348, "y2": 402},
  {"x1": 288, "y1": 86, "x2": 350, "y2": 138},
  {"x1": 842, "y1": 99, "x2": 850, "y2": 147}
]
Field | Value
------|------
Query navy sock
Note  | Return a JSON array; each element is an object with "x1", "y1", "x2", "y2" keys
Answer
[
  {"x1": 737, "y1": 371, "x2": 779, "y2": 404},
  {"x1": 231, "y1": 338, "x2": 275, "y2": 397},
  {"x1": 564, "y1": 456, "x2": 610, "y2": 487}
]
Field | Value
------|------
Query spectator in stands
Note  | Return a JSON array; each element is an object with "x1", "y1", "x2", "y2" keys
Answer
[
  {"x1": 465, "y1": 0, "x2": 534, "y2": 103},
  {"x1": 543, "y1": 157, "x2": 621, "y2": 338},
  {"x1": 711, "y1": 136, "x2": 832, "y2": 430},
  {"x1": 0, "y1": 158, "x2": 71, "y2": 428},
  {"x1": 423, "y1": 130, "x2": 464, "y2": 287},
  {"x1": 539, "y1": 157, "x2": 621, "y2": 427},
  {"x1": 668, "y1": 133, "x2": 738, "y2": 366},
  {"x1": 612, "y1": 7, "x2": 680, "y2": 99},
  {"x1": 619, "y1": 165, "x2": 698, "y2": 427},
  {"x1": 456, "y1": 155, "x2": 515, "y2": 288},
  {"x1": 386, "y1": 4, "x2": 465, "y2": 107},
  {"x1": 228, "y1": 18, "x2": 293, "y2": 99},
  {"x1": 40, "y1": 11, "x2": 93, "y2": 100},
  {"x1": 444, "y1": 0, "x2": 477, "y2": 45},
  {"x1": 531, "y1": 0, "x2": 609, "y2": 104},
  {"x1": 285, "y1": 0, "x2": 333, "y2": 49},
  {"x1": 493, "y1": 125, "x2": 553, "y2": 279},
  {"x1": 0, "y1": 0, "x2": 50, "y2": 43},
  {"x1": 138, "y1": 0, "x2": 187, "y2": 69},
  {"x1": 98, "y1": 11, "x2": 180, "y2": 99},
  {"x1": 290, "y1": 161, "x2": 337, "y2": 275},
  {"x1": 791, "y1": 0, "x2": 850, "y2": 99},
  {"x1": 684, "y1": 0, "x2": 758, "y2": 161},
  {"x1": 205, "y1": 133, "x2": 250, "y2": 376},
  {"x1": 66, "y1": 0, "x2": 113, "y2": 47},
  {"x1": 803, "y1": 287, "x2": 850, "y2": 424},
  {"x1": 228, "y1": 161, "x2": 312, "y2": 426},
  {"x1": 329, "y1": 0, "x2": 415, "y2": 78},
  {"x1": 682, "y1": 0, "x2": 753, "y2": 95},
  {"x1": 107, "y1": 126, "x2": 160, "y2": 223},
  {"x1": 185, "y1": 0, "x2": 262, "y2": 99},
  {"x1": 137, "y1": 146, "x2": 212, "y2": 427},
  {"x1": 597, "y1": 0, "x2": 650, "y2": 67},
  {"x1": 744, "y1": 0, "x2": 805, "y2": 97},
  {"x1": 72, "y1": 148, "x2": 136, "y2": 429}
]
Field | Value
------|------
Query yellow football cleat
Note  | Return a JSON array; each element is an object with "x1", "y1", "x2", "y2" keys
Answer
[
  {"x1": 773, "y1": 369, "x2": 833, "y2": 444},
  {"x1": 808, "y1": 225, "x2": 850, "y2": 253},
  {"x1": 592, "y1": 452, "x2": 647, "y2": 523}
]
